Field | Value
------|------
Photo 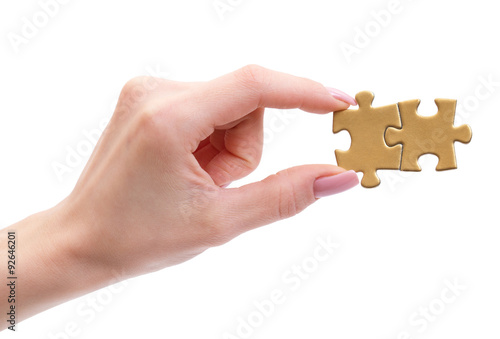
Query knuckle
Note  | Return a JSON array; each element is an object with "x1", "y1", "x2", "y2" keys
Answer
[
  {"x1": 118, "y1": 76, "x2": 173, "y2": 113},
  {"x1": 120, "y1": 76, "x2": 150, "y2": 101},
  {"x1": 228, "y1": 131, "x2": 263, "y2": 164},
  {"x1": 124, "y1": 109, "x2": 164, "y2": 152},
  {"x1": 235, "y1": 64, "x2": 267, "y2": 87},
  {"x1": 135, "y1": 109, "x2": 158, "y2": 135},
  {"x1": 133, "y1": 108, "x2": 179, "y2": 150},
  {"x1": 128, "y1": 95, "x2": 182, "y2": 141},
  {"x1": 115, "y1": 77, "x2": 156, "y2": 118},
  {"x1": 220, "y1": 154, "x2": 258, "y2": 179}
]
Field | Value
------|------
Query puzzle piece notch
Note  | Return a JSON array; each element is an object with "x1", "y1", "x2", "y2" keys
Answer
[
  {"x1": 385, "y1": 98, "x2": 472, "y2": 171},
  {"x1": 333, "y1": 91, "x2": 402, "y2": 188}
]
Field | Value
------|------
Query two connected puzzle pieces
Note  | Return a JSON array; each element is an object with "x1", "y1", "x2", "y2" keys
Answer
[{"x1": 333, "y1": 91, "x2": 472, "y2": 188}]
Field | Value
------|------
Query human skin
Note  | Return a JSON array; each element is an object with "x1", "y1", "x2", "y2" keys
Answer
[{"x1": 0, "y1": 65, "x2": 359, "y2": 329}]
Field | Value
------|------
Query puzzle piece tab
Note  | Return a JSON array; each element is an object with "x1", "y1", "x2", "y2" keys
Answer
[
  {"x1": 333, "y1": 91, "x2": 402, "y2": 188},
  {"x1": 385, "y1": 99, "x2": 472, "y2": 171}
]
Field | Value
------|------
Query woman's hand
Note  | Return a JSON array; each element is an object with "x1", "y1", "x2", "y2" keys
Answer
[
  {"x1": 62, "y1": 65, "x2": 359, "y2": 275},
  {"x1": 1, "y1": 65, "x2": 359, "y2": 327}
]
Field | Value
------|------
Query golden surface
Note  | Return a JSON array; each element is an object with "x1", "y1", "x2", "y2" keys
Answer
[
  {"x1": 333, "y1": 91, "x2": 402, "y2": 188},
  {"x1": 333, "y1": 92, "x2": 472, "y2": 188},
  {"x1": 386, "y1": 99, "x2": 472, "y2": 171}
]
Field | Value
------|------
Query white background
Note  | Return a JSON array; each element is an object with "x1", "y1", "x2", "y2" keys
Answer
[{"x1": 1, "y1": 0, "x2": 498, "y2": 338}]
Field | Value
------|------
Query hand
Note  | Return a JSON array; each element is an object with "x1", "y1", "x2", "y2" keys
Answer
[
  {"x1": 1, "y1": 65, "x2": 359, "y2": 327},
  {"x1": 61, "y1": 65, "x2": 359, "y2": 276}
]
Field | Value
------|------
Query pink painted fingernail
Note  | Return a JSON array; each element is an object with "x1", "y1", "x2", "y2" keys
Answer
[
  {"x1": 325, "y1": 87, "x2": 357, "y2": 106},
  {"x1": 313, "y1": 170, "x2": 359, "y2": 198}
]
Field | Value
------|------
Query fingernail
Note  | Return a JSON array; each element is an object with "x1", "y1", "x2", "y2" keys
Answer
[
  {"x1": 325, "y1": 87, "x2": 357, "y2": 106},
  {"x1": 313, "y1": 170, "x2": 359, "y2": 198}
]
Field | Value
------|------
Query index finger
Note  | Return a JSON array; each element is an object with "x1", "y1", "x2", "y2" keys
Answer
[{"x1": 189, "y1": 65, "x2": 355, "y2": 128}]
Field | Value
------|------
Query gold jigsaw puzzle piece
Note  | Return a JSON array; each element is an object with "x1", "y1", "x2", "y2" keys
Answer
[
  {"x1": 385, "y1": 99, "x2": 472, "y2": 171},
  {"x1": 333, "y1": 91, "x2": 402, "y2": 188}
]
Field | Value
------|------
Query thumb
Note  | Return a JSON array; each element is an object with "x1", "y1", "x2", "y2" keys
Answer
[{"x1": 220, "y1": 165, "x2": 359, "y2": 234}]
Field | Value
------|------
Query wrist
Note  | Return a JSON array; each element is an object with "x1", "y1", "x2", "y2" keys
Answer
[
  {"x1": 8, "y1": 201, "x2": 121, "y2": 323},
  {"x1": 48, "y1": 199, "x2": 128, "y2": 289}
]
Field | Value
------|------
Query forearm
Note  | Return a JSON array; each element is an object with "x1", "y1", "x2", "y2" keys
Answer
[{"x1": 0, "y1": 202, "x2": 114, "y2": 330}]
